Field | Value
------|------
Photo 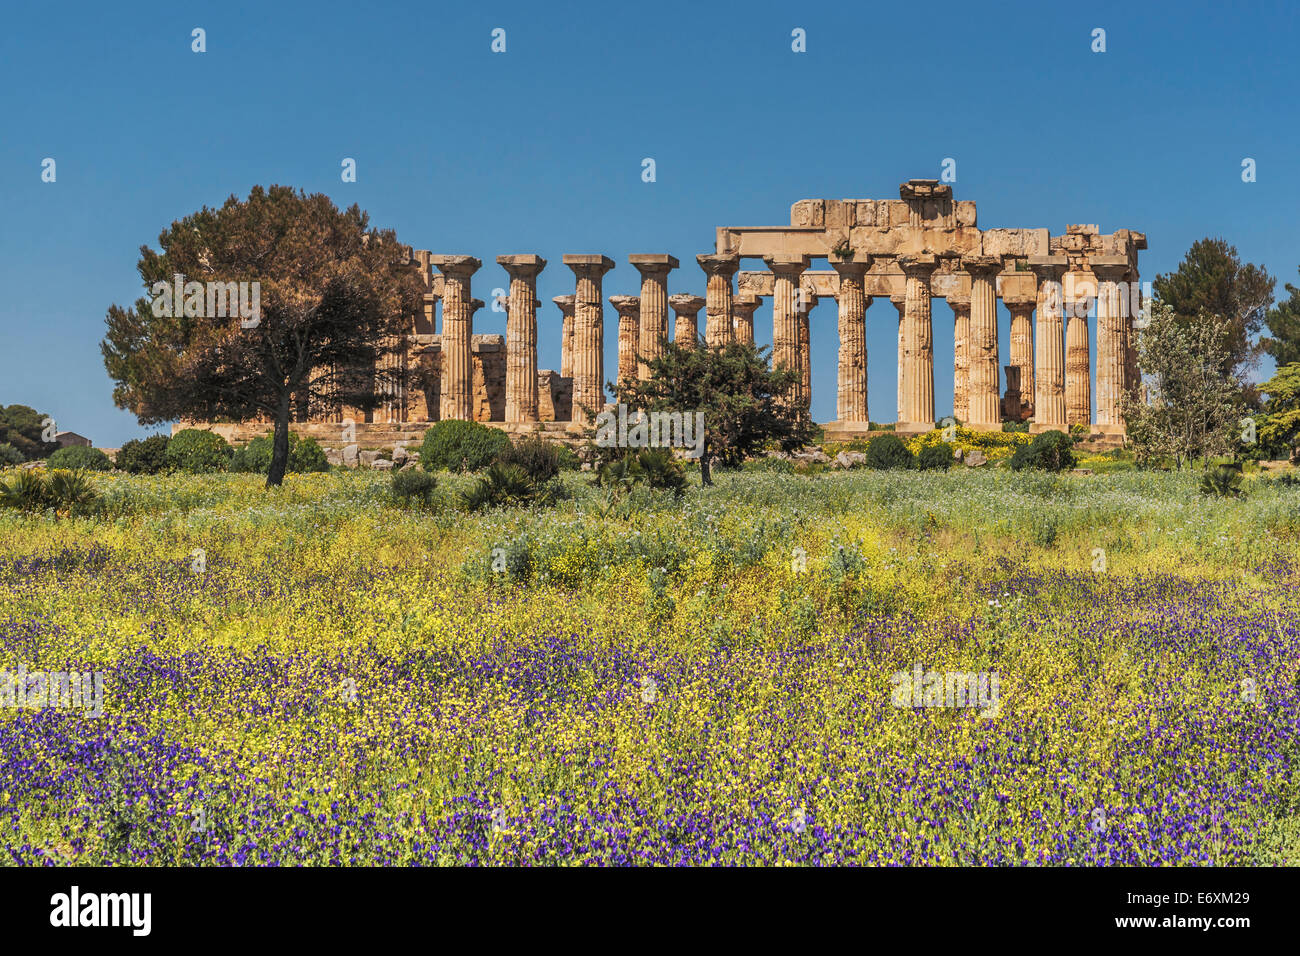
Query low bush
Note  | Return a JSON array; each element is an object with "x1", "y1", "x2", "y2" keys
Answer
[
  {"x1": 47, "y1": 445, "x2": 113, "y2": 471},
  {"x1": 0, "y1": 443, "x2": 24, "y2": 466},
  {"x1": 0, "y1": 468, "x2": 100, "y2": 516},
  {"x1": 115, "y1": 435, "x2": 170, "y2": 474},
  {"x1": 165, "y1": 429, "x2": 231, "y2": 474},
  {"x1": 917, "y1": 443, "x2": 954, "y2": 471},
  {"x1": 229, "y1": 432, "x2": 329, "y2": 474},
  {"x1": 461, "y1": 462, "x2": 559, "y2": 512},
  {"x1": 391, "y1": 469, "x2": 438, "y2": 507},
  {"x1": 496, "y1": 435, "x2": 566, "y2": 484},
  {"x1": 864, "y1": 434, "x2": 914, "y2": 470},
  {"x1": 421, "y1": 420, "x2": 512, "y2": 472},
  {"x1": 1009, "y1": 430, "x2": 1076, "y2": 473},
  {"x1": 1200, "y1": 463, "x2": 1245, "y2": 498}
]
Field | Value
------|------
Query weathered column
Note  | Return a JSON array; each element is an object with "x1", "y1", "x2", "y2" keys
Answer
[
  {"x1": 1028, "y1": 257, "x2": 1068, "y2": 433},
  {"x1": 732, "y1": 292, "x2": 760, "y2": 345},
  {"x1": 1005, "y1": 293, "x2": 1035, "y2": 420},
  {"x1": 765, "y1": 255, "x2": 810, "y2": 404},
  {"x1": 946, "y1": 292, "x2": 970, "y2": 422},
  {"x1": 563, "y1": 255, "x2": 615, "y2": 425},
  {"x1": 698, "y1": 253, "x2": 740, "y2": 348},
  {"x1": 832, "y1": 259, "x2": 871, "y2": 424},
  {"x1": 962, "y1": 256, "x2": 1002, "y2": 430},
  {"x1": 498, "y1": 255, "x2": 546, "y2": 423},
  {"x1": 1092, "y1": 258, "x2": 1129, "y2": 434},
  {"x1": 669, "y1": 294, "x2": 704, "y2": 349},
  {"x1": 629, "y1": 255, "x2": 678, "y2": 379},
  {"x1": 554, "y1": 295, "x2": 576, "y2": 379},
  {"x1": 1124, "y1": 267, "x2": 1141, "y2": 401},
  {"x1": 430, "y1": 255, "x2": 480, "y2": 421},
  {"x1": 1065, "y1": 271, "x2": 1094, "y2": 429},
  {"x1": 892, "y1": 295, "x2": 906, "y2": 424},
  {"x1": 898, "y1": 254, "x2": 939, "y2": 433},
  {"x1": 798, "y1": 292, "x2": 817, "y2": 413},
  {"x1": 610, "y1": 295, "x2": 641, "y2": 390}
]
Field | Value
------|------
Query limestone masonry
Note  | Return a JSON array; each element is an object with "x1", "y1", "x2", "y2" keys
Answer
[{"x1": 181, "y1": 180, "x2": 1146, "y2": 447}]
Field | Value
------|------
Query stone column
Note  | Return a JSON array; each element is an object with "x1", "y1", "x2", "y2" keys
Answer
[
  {"x1": 946, "y1": 292, "x2": 970, "y2": 422},
  {"x1": 554, "y1": 295, "x2": 576, "y2": 379},
  {"x1": 1092, "y1": 259, "x2": 1129, "y2": 434},
  {"x1": 962, "y1": 256, "x2": 1002, "y2": 430},
  {"x1": 563, "y1": 255, "x2": 615, "y2": 425},
  {"x1": 733, "y1": 293, "x2": 760, "y2": 346},
  {"x1": 1005, "y1": 294, "x2": 1035, "y2": 420},
  {"x1": 765, "y1": 255, "x2": 810, "y2": 403},
  {"x1": 698, "y1": 253, "x2": 740, "y2": 348},
  {"x1": 498, "y1": 255, "x2": 546, "y2": 423},
  {"x1": 1124, "y1": 268, "x2": 1141, "y2": 402},
  {"x1": 832, "y1": 259, "x2": 871, "y2": 424},
  {"x1": 1065, "y1": 271, "x2": 1094, "y2": 429},
  {"x1": 798, "y1": 292, "x2": 817, "y2": 413},
  {"x1": 629, "y1": 255, "x2": 678, "y2": 379},
  {"x1": 430, "y1": 255, "x2": 480, "y2": 421},
  {"x1": 1028, "y1": 257, "x2": 1068, "y2": 433},
  {"x1": 898, "y1": 254, "x2": 939, "y2": 433},
  {"x1": 669, "y1": 294, "x2": 704, "y2": 349},
  {"x1": 610, "y1": 295, "x2": 641, "y2": 390},
  {"x1": 891, "y1": 296, "x2": 906, "y2": 424}
]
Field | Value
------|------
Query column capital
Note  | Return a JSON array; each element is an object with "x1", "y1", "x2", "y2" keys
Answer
[
  {"x1": 945, "y1": 292, "x2": 971, "y2": 309},
  {"x1": 961, "y1": 255, "x2": 1002, "y2": 277},
  {"x1": 669, "y1": 293, "x2": 706, "y2": 315},
  {"x1": 1026, "y1": 255, "x2": 1069, "y2": 280},
  {"x1": 430, "y1": 255, "x2": 481, "y2": 278},
  {"x1": 608, "y1": 295, "x2": 641, "y2": 316},
  {"x1": 629, "y1": 254, "x2": 680, "y2": 276},
  {"x1": 552, "y1": 294, "x2": 576, "y2": 312},
  {"x1": 563, "y1": 254, "x2": 615, "y2": 277},
  {"x1": 764, "y1": 254, "x2": 810, "y2": 277},
  {"x1": 1089, "y1": 255, "x2": 1130, "y2": 281},
  {"x1": 733, "y1": 292, "x2": 761, "y2": 314},
  {"x1": 898, "y1": 253, "x2": 940, "y2": 277},
  {"x1": 697, "y1": 253, "x2": 740, "y2": 278},
  {"x1": 831, "y1": 259, "x2": 872, "y2": 281},
  {"x1": 497, "y1": 254, "x2": 547, "y2": 278}
]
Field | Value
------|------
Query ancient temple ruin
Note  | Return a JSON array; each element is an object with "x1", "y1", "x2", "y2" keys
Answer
[{"x1": 188, "y1": 180, "x2": 1145, "y2": 447}]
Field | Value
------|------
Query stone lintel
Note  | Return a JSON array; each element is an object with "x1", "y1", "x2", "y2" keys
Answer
[
  {"x1": 1066, "y1": 224, "x2": 1100, "y2": 235},
  {"x1": 899, "y1": 179, "x2": 951, "y2": 200},
  {"x1": 961, "y1": 255, "x2": 1003, "y2": 275},
  {"x1": 471, "y1": 334, "x2": 504, "y2": 352}
]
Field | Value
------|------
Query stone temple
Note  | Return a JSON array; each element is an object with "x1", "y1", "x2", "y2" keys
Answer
[{"x1": 186, "y1": 180, "x2": 1145, "y2": 448}]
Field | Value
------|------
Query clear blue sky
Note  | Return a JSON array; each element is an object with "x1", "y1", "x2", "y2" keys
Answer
[{"x1": 3, "y1": 0, "x2": 1298, "y2": 446}]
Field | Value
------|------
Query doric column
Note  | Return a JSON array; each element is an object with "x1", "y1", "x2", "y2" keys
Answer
[
  {"x1": 498, "y1": 255, "x2": 546, "y2": 422},
  {"x1": 1005, "y1": 293, "x2": 1035, "y2": 420},
  {"x1": 554, "y1": 295, "x2": 576, "y2": 379},
  {"x1": 962, "y1": 255, "x2": 1002, "y2": 430},
  {"x1": 697, "y1": 253, "x2": 740, "y2": 348},
  {"x1": 798, "y1": 292, "x2": 817, "y2": 413},
  {"x1": 610, "y1": 295, "x2": 641, "y2": 390},
  {"x1": 891, "y1": 295, "x2": 906, "y2": 423},
  {"x1": 733, "y1": 293, "x2": 760, "y2": 346},
  {"x1": 765, "y1": 255, "x2": 810, "y2": 402},
  {"x1": 1092, "y1": 258, "x2": 1129, "y2": 433},
  {"x1": 1028, "y1": 257, "x2": 1068, "y2": 432},
  {"x1": 946, "y1": 292, "x2": 970, "y2": 422},
  {"x1": 1124, "y1": 267, "x2": 1141, "y2": 401},
  {"x1": 898, "y1": 254, "x2": 939, "y2": 432},
  {"x1": 629, "y1": 255, "x2": 678, "y2": 379},
  {"x1": 1065, "y1": 271, "x2": 1094, "y2": 428},
  {"x1": 669, "y1": 294, "x2": 704, "y2": 349},
  {"x1": 832, "y1": 259, "x2": 871, "y2": 424},
  {"x1": 563, "y1": 255, "x2": 615, "y2": 424},
  {"x1": 430, "y1": 255, "x2": 480, "y2": 421}
]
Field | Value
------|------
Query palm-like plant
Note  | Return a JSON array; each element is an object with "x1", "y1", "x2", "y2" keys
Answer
[
  {"x1": 461, "y1": 462, "x2": 540, "y2": 512},
  {"x1": 48, "y1": 469, "x2": 101, "y2": 513},
  {"x1": 1199, "y1": 463, "x2": 1245, "y2": 498},
  {"x1": 0, "y1": 469, "x2": 51, "y2": 513}
]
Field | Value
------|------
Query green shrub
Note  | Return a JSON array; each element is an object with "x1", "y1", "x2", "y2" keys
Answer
[
  {"x1": 555, "y1": 444, "x2": 581, "y2": 471},
  {"x1": 1200, "y1": 463, "x2": 1245, "y2": 498},
  {"x1": 0, "y1": 443, "x2": 24, "y2": 466},
  {"x1": 229, "y1": 432, "x2": 328, "y2": 474},
  {"x1": 391, "y1": 469, "x2": 438, "y2": 506},
  {"x1": 0, "y1": 470, "x2": 51, "y2": 512},
  {"x1": 115, "y1": 435, "x2": 170, "y2": 474},
  {"x1": 917, "y1": 443, "x2": 954, "y2": 471},
  {"x1": 496, "y1": 435, "x2": 565, "y2": 484},
  {"x1": 1010, "y1": 430, "x2": 1076, "y2": 473},
  {"x1": 47, "y1": 445, "x2": 113, "y2": 471},
  {"x1": 864, "y1": 434, "x2": 915, "y2": 470},
  {"x1": 461, "y1": 462, "x2": 541, "y2": 512},
  {"x1": 165, "y1": 429, "x2": 231, "y2": 474},
  {"x1": 635, "y1": 448, "x2": 687, "y2": 496},
  {"x1": 420, "y1": 420, "x2": 512, "y2": 472},
  {"x1": 47, "y1": 469, "x2": 101, "y2": 514}
]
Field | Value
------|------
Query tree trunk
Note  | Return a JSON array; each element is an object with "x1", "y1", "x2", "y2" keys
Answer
[
  {"x1": 700, "y1": 439, "x2": 713, "y2": 486},
  {"x1": 267, "y1": 393, "x2": 292, "y2": 487}
]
